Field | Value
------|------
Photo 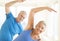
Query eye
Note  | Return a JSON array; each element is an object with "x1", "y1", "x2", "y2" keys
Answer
[
  {"x1": 41, "y1": 27, "x2": 44, "y2": 29},
  {"x1": 23, "y1": 16, "x2": 25, "y2": 19},
  {"x1": 38, "y1": 25, "x2": 40, "y2": 28},
  {"x1": 21, "y1": 15, "x2": 24, "y2": 19},
  {"x1": 21, "y1": 15, "x2": 23, "y2": 17}
]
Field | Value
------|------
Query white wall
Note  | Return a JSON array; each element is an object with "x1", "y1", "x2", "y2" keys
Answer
[
  {"x1": 0, "y1": 0, "x2": 4, "y2": 6},
  {"x1": 58, "y1": 0, "x2": 60, "y2": 41}
]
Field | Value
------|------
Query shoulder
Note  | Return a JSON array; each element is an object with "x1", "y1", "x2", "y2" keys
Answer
[{"x1": 6, "y1": 12, "x2": 14, "y2": 19}]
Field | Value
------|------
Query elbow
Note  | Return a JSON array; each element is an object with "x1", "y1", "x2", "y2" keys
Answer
[
  {"x1": 5, "y1": 4, "x2": 9, "y2": 7},
  {"x1": 30, "y1": 9, "x2": 36, "y2": 14}
]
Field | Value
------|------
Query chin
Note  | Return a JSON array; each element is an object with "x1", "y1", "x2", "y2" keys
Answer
[
  {"x1": 19, "y1": 20, "x2": 23, "y2": 22},
  {"x1": 37, "y1": 32, "x2": 40, "y2": 34}
]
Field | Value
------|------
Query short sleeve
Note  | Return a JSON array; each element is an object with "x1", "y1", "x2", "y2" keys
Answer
[{"x1": 6, "y1": 12, "x2": 14, "y2": 19}]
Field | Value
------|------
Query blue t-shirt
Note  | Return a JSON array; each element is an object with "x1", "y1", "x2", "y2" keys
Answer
[
  {"x1": 0, "y1": 12, "x2": 22, "y2": 41},
  {"x1": 14, "y1": 30, "x2": 38, "y2": 41}
]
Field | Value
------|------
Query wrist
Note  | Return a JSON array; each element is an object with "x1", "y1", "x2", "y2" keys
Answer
[{"x1": 15, "y1": 0, "x2": 25, "y2": 2}]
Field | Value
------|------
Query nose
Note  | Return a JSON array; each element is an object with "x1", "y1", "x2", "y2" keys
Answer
[
  {"x1": 40, "y1": 30, "x2": 42, "y2": 33},
  {"x1": 39, "y1": 29, "x2": 43, "y2": 33}
]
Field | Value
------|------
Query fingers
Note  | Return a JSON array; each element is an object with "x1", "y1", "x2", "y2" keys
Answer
[
  {"x1": 47, "y1": 7, "x2": 57, "y2": 13},
  {"x1": 51, "y1": 9, "x2": 57, "y2": 12}
]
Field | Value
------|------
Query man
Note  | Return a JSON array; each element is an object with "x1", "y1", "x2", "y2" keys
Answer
[
  {"x1": 14, "y1": 7, "x2": 56, "y2": 41},
  {"x1": 0, "y1": 0, "x2": 26, "y2": 41}
]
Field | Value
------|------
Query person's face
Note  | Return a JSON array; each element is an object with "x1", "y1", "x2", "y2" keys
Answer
[
  {"x1": 35, "y1": 22, "x2": 46, "y2": 34},
  {"x1": 17, "y1": 11, "x2": 26, "y2": 22}
]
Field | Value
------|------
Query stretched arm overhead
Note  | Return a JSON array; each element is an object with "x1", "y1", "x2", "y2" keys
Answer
[
  {"x1": 5, "y1": 0, "x2": 25, "y2": 14},
  {"x1": 30, "y1": 7, "x2": 56, "y2": 14},
  {"x1": 25, "y1": 7, "x2": 56, "y2": 30}
]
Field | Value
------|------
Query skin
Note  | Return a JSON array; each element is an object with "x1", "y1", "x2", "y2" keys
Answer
[
  {"x1": 5, "y1": 0, "x2": 26, "y2": 41},
  {"x1": 16, "y1": 11, "x2": 26, "y2": 22},
  {"x1": 5, "y1": 0, "x2": 26, "y2": 22},
  {"x1": 5, "y1": 0, "x2": 57, "y2": 41},
  {"x1": 31, "y1": 21, "x2": 46, "y2": 41},
  {"x1": 25, "y1": 7, "x2": 56, "y2": 41}
]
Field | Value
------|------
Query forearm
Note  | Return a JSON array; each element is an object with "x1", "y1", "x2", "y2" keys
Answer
[
  {"x1": 31, "y1": 7, "x2": 47, "y2": 13},
  {"x1": 5, "y1": 1, "x2": 17, "y2": 14},
  {"x1": 5, "y1": 0, "x2": 25, "y2": 7},
  {"x1": 5, "y1": 1, "x2": 17, "y2": 7},
  {"x1": 31, "y1": 6, "x2": 56, "y2": 14},
  {"x1": 28, "y1": 13, "x2": 34, "y2": 29},
  {"x1": 25, "y1": 13, "x2": 34, "y2": 30}
]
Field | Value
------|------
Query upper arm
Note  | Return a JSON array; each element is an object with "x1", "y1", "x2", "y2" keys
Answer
[
  {"x1": 31, "y1": 7, "x2": 46, "y2": 13},
  {"x1": 5, "y1": 4, "x2": 10, "y2": 14},
  {"x1": 5, "y1": 1, "x2": 17, "y2": 14},
  {"x1": 25, "y1": 12, "x2": 34, "y2": 30},
  {"x1": 6, "y1": 12, "x2": 14, "y2": 19}
]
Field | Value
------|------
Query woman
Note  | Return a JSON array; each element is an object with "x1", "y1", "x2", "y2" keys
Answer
[{"x1": 14, "y1": 7, "x2": 56, "y2": 41}]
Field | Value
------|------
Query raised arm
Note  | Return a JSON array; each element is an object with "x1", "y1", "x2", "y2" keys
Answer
[
  {"x1": 30, "y1": 7, "x2": 56, "y2": 14},
  {"x1": 5, "y1": 0, "x2": 25, "y2": 14},
  {"x1": 25, "y1": 7, "x2": 56, "y2": 30}
]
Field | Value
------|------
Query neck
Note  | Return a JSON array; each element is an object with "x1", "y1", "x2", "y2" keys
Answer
[
  {"x1": 32, "y1": 29, "x2": 39, "y2": 35},
  {"x1": 16, "y1": 18, "x2": 20, "y2": 23},
  {"x1": 31, "y1": 29, "x2": 40, "y2": 40}
]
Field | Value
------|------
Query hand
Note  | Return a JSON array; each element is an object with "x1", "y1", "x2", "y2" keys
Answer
[
  {"x1": 15, "y1": 0, "x2": 25, "y2": 2},
  {"x1": 46, "y1": 7, "x2": 57, "y2": 12}
]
